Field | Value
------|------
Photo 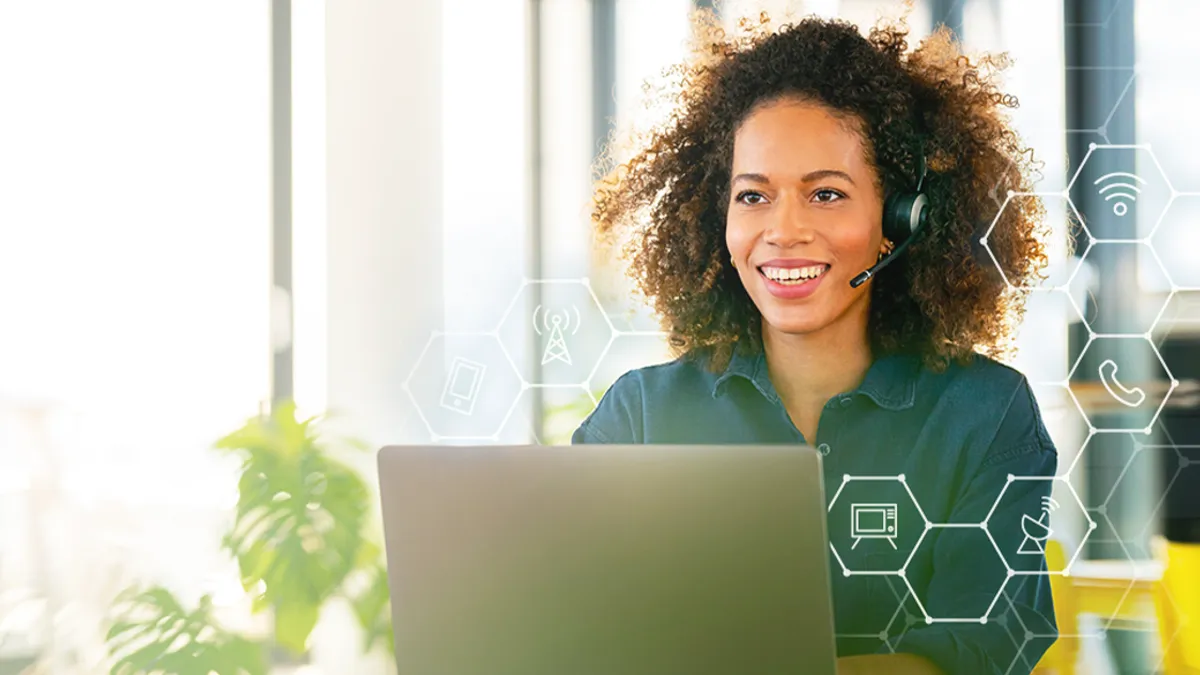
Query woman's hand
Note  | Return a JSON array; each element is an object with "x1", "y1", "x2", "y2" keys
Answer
[{"x1": 836, "y1": 653, "x2": 945, "y2": 675}]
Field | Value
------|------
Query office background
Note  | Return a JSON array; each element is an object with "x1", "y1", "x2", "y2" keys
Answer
[{"x1": 1, "y1": 0, "x2": 1198, "y2": 673}]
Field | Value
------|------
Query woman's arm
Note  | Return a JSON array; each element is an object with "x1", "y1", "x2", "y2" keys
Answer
[
  {"x1": 882, "y1": 379, "x2": 1060, "y2": 674},
  {"x1": 571, "y1": 371, "x2": 643, "y2": 444},
  {"x1": 838, "y1": 653, "x2": 943, "y2": 675}
]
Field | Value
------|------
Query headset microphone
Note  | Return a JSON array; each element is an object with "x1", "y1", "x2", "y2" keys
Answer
[{"x1": 850, "y1": 152, "x2": 930, "y2": 289}]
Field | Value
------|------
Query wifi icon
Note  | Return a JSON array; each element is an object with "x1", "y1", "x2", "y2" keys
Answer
[{"x1": 1094, "y1": 171, "x2": 1147, "y2": 217}]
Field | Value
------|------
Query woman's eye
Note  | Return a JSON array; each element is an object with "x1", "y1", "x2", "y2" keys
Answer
[
  {"x1": 735, "y1": 190, "x2": 766, "y2": 205},
  {"x1": 813, "y1": 189, "x2": 845, "y2": 203}
]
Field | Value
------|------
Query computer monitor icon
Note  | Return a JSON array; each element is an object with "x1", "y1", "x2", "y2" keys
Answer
[{"x1": 850, "y1": 503, "x2": 897, "y2": 550}]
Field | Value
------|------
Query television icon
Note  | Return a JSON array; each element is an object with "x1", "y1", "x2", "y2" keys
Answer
[{"x1": 850, "y1": 503, "x2": 898, "y2": 550}]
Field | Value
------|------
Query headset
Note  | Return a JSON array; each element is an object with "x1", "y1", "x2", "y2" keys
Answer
[{"x1": 849, "y1": 151, "x2": 930, "y2": 288}]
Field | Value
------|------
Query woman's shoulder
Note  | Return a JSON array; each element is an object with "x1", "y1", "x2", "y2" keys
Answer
[
  {"x1": 606, "y1": 349, "x2": 721, "y2": 395},
  {"x1": 927, "y1": 351, "x2": 1032, "y2": 399},
  {"x1": 926, "y1": 352, "x2": 1055, "y2": 458},
  {"x1": 573, "y1": 350, "x2": 720, "y2": 444}
]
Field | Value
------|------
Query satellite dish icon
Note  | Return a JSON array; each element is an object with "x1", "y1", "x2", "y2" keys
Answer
[{"x1": 1018, "y1": 496, "x2": 1059, "y2": 555}]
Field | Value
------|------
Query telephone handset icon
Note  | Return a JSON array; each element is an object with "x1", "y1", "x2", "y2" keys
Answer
[{"x1": 1099, "y1": 359, "x2": 1146, "y2": 408}]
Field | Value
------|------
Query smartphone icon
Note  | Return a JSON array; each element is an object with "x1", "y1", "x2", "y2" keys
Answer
[
  {"x1": 440, "y1": 357, "x2": 487, "y2": 416},
  {"x1": 1098, "y1": 359, "x2": 1146, "y2": 408}
]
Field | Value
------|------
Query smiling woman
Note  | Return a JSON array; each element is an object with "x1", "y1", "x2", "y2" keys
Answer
[
  {"x1": 577, "y1": 5, "x2": 1060, "y2": 675},
  {"x1": 728, "y1": 102, "x2": 885, "y2": 332},
  {"x1": 590, "y1": 7, "x2": 1048, "y2": 375}
]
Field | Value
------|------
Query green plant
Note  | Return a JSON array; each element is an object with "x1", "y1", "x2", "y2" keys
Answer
[
  {"x1": 347, "y1": 559, "x2": 394, "y2": 656},
  {"x1": 104, "y1": 401, "x2": 394, "y2": 674},
  {"x1": 212, "y1": 400, "x2": 389, "y2": 655},
  {"x1": 105, "y1": 586, "x2": 265, "y2": 675}
]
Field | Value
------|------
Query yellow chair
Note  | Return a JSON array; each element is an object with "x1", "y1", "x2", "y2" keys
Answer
[
  {"x1": 1034, "y1": 539, "x2": 1079, "y2": 675},
  {"x1": 1153, "y1": 536, "x2": 1200, "y2": 674}
]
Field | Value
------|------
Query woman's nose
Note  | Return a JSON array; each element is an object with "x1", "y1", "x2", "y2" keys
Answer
[{"x1": 762, "y1": 198, "x2": 816, "y2": 247}]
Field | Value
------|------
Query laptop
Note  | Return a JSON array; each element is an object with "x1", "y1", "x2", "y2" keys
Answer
[{"x1": 377, "y1": 444, "x2": 837, "y2": 675}]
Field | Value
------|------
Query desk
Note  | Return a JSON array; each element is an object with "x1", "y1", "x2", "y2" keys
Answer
[{"x1": 1069, "y1": 558, "x2": 1163, "y2": 629}]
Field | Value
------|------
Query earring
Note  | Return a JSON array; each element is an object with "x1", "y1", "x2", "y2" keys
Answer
[
  {"x1": 730, "y1": 255, "x2": 737, "y2": 269},
  {"x1": 878, "y1": 238, "x2": 895, "y2": 262}
]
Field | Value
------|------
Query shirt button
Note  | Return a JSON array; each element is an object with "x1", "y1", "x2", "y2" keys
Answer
[
  {"x1": 817, "y1": 443, "x2": 831, "y2": 456},
  {"x1": 838, "y1": 395, "x2": 852, "y2": 408}
]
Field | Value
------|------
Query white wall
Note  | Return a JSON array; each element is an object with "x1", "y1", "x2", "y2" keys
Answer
[{"x1": 324, "y1": 0, "x2": 443, "y2": 450}]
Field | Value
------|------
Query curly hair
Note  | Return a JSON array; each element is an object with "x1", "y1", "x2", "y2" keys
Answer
[{"x1": 590, "y1": 4, "x2": 1051, "y2": 373}]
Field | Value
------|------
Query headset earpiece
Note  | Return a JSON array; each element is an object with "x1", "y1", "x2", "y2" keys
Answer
[
  {"x1": 882, "y1": 190, "x2": 929, "y2": 243},
  {"x1": 849, "y1": 151, "x2": 930, "y2": 289},
  {"x1": 882, "y1": 151, "x2": 930, "y2": 244}
]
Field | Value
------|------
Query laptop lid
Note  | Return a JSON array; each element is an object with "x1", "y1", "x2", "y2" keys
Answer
[{"x1": 377, "y1": 444, "x2": 837, "y2": 675}]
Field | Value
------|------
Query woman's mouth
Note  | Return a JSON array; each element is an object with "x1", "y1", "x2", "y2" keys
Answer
[{"x1": 757, "y1": 263, "x2": 830, "y2": 299}]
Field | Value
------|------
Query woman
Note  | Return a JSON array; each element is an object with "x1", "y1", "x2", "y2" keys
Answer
[{"x1": 574, "y1": 8, "x2": 1059, "y2": 675}]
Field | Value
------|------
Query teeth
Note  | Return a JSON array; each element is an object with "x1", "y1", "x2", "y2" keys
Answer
[{"x1": 761, "y1": 265, "x2": 827, "y2": 283}]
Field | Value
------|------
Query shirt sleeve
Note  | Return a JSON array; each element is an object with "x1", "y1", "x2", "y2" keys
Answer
[
  {"x1": 571, "y1": 371, "x2": 643, "y2": 444},
  {"x1": 885, "y1": 379, "x2": 1059, "y2": 674}
]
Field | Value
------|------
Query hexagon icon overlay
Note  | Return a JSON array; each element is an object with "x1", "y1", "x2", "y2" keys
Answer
[
  {"x1": 986, "y1": 475, "x2": 1094, "y2": 577},
  {"x1": 403, "y1": 331, "x2": 524, "y2": 440},
  {"x1": 1152, "y1": 194, "x2": 1200, "y2": 289},
  {"x1": 1067, "y1": 335, "x2": 1178, "y2": 433},
  {"x1": 1067, "y1": 241, "x2": 1172, "y2": 336},
  {"x1": 831, "y1": 573, "x2": 912, "y2": 648},
  {"x1": 827, "y1": 475, "x2": 929, "y2": 575},
  {"x1": 982, "y1": 192, "x2": 1091, "y2": 291},
  {"x1": 496, "y1": 278, "x2": 617, "y2": 387},
  {"x1": 1066, "y1": 144, "x2": 1172, "y2": 242},
  {"x1": 903, "y1": 524, "x2": 1009, "y2": 622}
]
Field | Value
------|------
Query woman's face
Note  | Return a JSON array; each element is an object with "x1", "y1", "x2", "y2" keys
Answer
[{"x1": 725, "y1": 98, "x2": 888, "y2": 337}]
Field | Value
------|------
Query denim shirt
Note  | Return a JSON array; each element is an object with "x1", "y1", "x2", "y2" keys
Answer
[{"x1": 572, "y1": 347, "x2": 1059, "y2": 675}]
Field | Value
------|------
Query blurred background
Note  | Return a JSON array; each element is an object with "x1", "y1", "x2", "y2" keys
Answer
[{"x1": 1, "y1": 0, "x2": 1198, "y2": 673}]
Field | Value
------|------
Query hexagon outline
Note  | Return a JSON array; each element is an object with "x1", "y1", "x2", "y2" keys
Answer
[
  {"x1": 1089, "y1": 433, "x2": 1153, "y2": 509},
  {"x1": 401, "y1": 329, "x2": 527, "y2": 441},
  {"x1": 1146, "y1": 190, "x2": 1180, "y2": 242},
  {"x1": 1068, "y1": 240, "x2": 1174, "y2": 335},
  {"x1": 1061, "y1": 429, "x2": 1099, "y2": 478},
  {"x1": 833, "y1": 574, "x2": 914, "y2": 644},
  {"x1": 1134, "y1": 446, "x2": 1184, "y2": 544},
  {"x1": 494, "y1": 277, "x2": 619, "y2": 388},
  {"x1": 1065, "y1": 143, "x2": 1174, "y2": 245},
  {"x1": 1065, "y1": 334, "x2": 1179, "y2": 433},
  {"x1": 583, "y1": 329, "x2": 619, "y2": 389},
  {"x1": 995, "y1": 580, "x2": 1105, "y2": 641},
  {"x1": 827, "y1": 474, "x2": 930, "y2": 575},
  {"x1": 1090, "y1": 509, "x2": 1143, "y2": 634},
  {"x1": 983, "y1": 475, "x2": 1096, "y2": 578},
  {"x1": 1062, "y1": 384, "x2": 1092, "y2": 444},
  {"x1": 901, "y1": 555, "x2": 1010, "y2": 624},
  {"x1": 1097, "y1": 72, "x2": 1138, "y2": 143},
  {"x1": 980, "y1": 191, "x2": 1093, "y2": 291},
  {"x1": 1021, "y1": 383, "x2": 1092, "y2": 471},
  {"x1": 1147, "y1": 199, "x2": 1200, "y2": 290},
  {"x1": 992, "y1": 585, "x2": 1032, "y2": 635},
  {"x1": 1018, "y1": 290, "x2": 1090, "y2": 386},
  {"x1": 1152, "y1": 573, "x2": 1184, "y2": 674}
]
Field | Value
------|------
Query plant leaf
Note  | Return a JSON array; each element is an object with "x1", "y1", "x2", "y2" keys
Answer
[
  {"x1": 274, "y1": 598, "x2": 320, "y2": 655},
  {"x1": 104, "y1": 584, "x2": 265, "y2": 675}
]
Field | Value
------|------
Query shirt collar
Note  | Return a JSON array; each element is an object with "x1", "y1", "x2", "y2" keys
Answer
[{"x1": 710, "y1": 345, "x2": 919, "y2": 411}]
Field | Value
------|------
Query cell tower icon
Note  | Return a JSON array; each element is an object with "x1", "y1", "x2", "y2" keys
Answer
[{"x1": 533, "y1": 304, "x2": 581, "y2": 366}]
